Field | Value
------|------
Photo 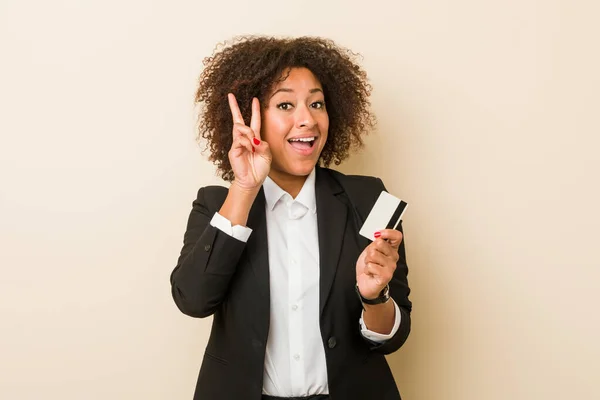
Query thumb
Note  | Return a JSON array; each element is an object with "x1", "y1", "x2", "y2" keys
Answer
[{"x1": 254, "y1": 139, "x2": 272, "y2": 160}]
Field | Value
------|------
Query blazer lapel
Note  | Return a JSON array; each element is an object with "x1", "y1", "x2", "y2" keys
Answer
[
  {"x1": 245, "y1": 188, "x2": 270, "y2": 301},
  {"x1": 316, "y1": 167, "x2": 348, "y2": 315},
  {"x1": 244, "y1": 170, "x2": 351, "y2": 316}
]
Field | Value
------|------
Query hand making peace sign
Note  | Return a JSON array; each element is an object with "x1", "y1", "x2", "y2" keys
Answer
[{"x1": 227, "y1": 93, "x2": 272, "y2": 190}]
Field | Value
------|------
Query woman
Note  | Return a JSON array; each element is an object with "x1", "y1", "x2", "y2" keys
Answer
[{"x1": 170, "y1": 36, "x2": 412, "y2": 400}]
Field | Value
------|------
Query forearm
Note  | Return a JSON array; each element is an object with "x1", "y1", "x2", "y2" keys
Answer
[
  {"x1": 171, "y1": 186, "x2": 250, "y2": 318},
  {"x1": 171, "y1": 224, "x2": 246, "y2": 317},
  {"x1": 362, "y1": 300, "x2": 396, "y2": 335},
  {"x1": 219, "y1": 182, "x2": 260, "y2": 226}
]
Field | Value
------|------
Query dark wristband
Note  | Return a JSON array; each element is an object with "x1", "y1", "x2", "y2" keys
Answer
[{"x1": 355, "y1": 284, "x2": 390, "y2": 309}]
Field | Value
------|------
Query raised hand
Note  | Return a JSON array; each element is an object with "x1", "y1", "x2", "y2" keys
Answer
[
  {"x1": 356, "y1": 229, "x2": 403, "y2": 300},
  {"x1": 227, "y1": 93, "x2": 272, "y2": 190}
]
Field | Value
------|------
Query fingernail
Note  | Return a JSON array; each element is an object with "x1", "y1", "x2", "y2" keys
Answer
[
  {"x1": 374, "y1": 231, "x2": 381, "y2": 238},
  {"x1": 252, "y1": 147, "x2": 255, "y2": 153},
  {"x1": 253, "y1": 138, "x2": 261, "y2": 145}
]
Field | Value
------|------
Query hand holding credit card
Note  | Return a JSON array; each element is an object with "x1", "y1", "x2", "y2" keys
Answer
[{"x1": 359, "y1": 191, "x2": 408, "y2": 241}]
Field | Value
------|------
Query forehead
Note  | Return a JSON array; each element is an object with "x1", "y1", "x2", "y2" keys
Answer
[{"x1": 271, "y1": 67, "x2": 323, "y2": 91}]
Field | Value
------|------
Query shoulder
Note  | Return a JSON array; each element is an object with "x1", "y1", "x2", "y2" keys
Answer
[
  {"x1": 320, "y1": 167, "x2": 386, "y2": 214},
  {"x1": 321, "y1": 167, "x2": 385, "y2": 193},
  {"x1": 193, "y1": 185, "x2": 229, "y2": 212}
]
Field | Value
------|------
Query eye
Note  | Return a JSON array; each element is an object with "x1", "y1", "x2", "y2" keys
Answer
[
  {"x1": 311, "y1": 101, "x2": 325, "y2": 109},
  {"x1": 277, "y1": 102, "x2": 294, "y2": 111}
]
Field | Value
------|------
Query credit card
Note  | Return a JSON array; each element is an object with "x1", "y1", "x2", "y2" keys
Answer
[{"x1": 359, "y1": 191, "x2": 408, "y2": 240}]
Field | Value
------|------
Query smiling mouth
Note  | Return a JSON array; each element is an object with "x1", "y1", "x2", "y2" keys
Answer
[{"x1": 288, "y1": 137, "x2": 316, "y2": 150}]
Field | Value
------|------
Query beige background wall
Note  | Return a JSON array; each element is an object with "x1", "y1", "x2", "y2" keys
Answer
[{"x1": 1, "y1": 0, "x2": 599, "y2": 399}]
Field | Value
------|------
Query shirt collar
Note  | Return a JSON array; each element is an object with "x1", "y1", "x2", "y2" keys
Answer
[{"x1": 263, "y1": 167, "x2": 317, "y2": 214}]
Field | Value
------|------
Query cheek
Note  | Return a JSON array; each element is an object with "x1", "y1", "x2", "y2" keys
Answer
[
  {"x1": 319, "y1": 116, "x2": 329, "y2": 143},
  {"x1": 262, "y1": 114, "x2": 291, "y2": 143},
  {"x1": 319, "y1": 111, "x2": 329, "y2": 130}
]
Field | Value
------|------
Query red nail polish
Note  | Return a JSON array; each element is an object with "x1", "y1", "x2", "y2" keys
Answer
[
  {"x1": 253, "y1": 138, "x2": 261, "y2": 145},
  {"x1": 252, "y1": 147, "x2": 255, "y2": 153},
  {"x1": 374, "y1": 231, "x2": 381, "y2": 238}
]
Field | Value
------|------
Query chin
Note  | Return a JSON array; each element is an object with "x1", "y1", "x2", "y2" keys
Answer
[
  {"x1": 275, "y1": 160, "x2": 318, "y2": 178},
  {"x1": 290, "y1": 160, "x2": 319, "y2": 176}
]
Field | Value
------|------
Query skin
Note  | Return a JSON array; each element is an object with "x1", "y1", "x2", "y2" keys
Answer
[
  {"x1": 357, "y1": 229, "x2": 403, "y2": 334},
  {"x1": 218, "y1": 67, "x2": 399, "y2": 334}
]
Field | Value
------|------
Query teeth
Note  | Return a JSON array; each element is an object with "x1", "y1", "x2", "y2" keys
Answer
[{"x1": 289, "y1": 137, "x2": 315, "y2": 142}]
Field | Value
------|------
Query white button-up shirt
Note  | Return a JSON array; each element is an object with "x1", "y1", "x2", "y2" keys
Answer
[{"x1": 209, "y1": 168, "x2": 400, "y2": 396}]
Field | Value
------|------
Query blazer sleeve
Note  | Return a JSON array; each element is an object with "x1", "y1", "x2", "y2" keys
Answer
[
  {"x1": 366, "y1": 178, "x2": 412, "y2": 355},
  {"x1": 170, "y1": 186, "x2": 247, "y2": 318}
]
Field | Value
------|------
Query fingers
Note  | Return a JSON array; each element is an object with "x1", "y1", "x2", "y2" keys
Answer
[
  {"x1": 370, "y1": 238, "x2": 400, "y2": 259},
  {"x1": 375, "y1": 229, "x2": 403, "y2": 250},
  {"x1": 230, "y1": 94, "x2": 262, "y2": 147},
  {"x1": 365, "y1": 243, "x2": 398, "y2": 267},
  {"x1": 230, "y1": 134, "x2": 253, "y2": 155},
  {"x1": 250, "y1": 97, "x2": 261, "y2": 141},
  {"x1": 364, "y1": 237, "x2": 400, "y2": 271},
  {"x1": 228, "y1": 93, "x2": 245, "y2": 126},
  {"x1": 254, "y1": 139, "x2": 271, "y2": 161},
  {"x1": 233, "y1": 123, "x2": 256, "y2": 145},
  {"x1": 363, "y1": 262, "x2": 394, "y2": 284}
]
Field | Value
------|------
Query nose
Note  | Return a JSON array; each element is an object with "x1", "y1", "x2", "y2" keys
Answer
[{"x1": 295, "y1": 104, "x2": 317, "y2": 129}]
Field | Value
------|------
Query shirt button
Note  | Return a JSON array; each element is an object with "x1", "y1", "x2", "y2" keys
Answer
[
  {"x1": 292, "y1": 305, "x2": 298, "y2": 311},
  {"x1": 293, "y1": 354, "x2": 300, "y2": 360},
  {"x1": 328, "y1": 337, "x2": 337, "y2": 349},
  {"x1": 204, "y1": 244, "x2": 211, "y2": 252}
]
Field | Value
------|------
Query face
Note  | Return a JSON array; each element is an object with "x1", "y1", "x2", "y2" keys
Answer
[{"x1": 261, "y1": 67, "x2": 329, "y2": 182}]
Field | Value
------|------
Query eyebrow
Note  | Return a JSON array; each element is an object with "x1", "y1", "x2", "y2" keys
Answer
[{"x1": 269, "y1": 88, "x2": 323, "y2": 98}]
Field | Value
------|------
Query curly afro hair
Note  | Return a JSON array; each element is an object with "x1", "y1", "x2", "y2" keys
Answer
[{"x1": 195, "y1": 36, "x2": 376, "y2": 181}]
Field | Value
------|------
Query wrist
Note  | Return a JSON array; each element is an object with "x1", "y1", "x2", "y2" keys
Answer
[
  {"x1": 230, "y1": 180, "x2": 261, "y2": 198},
  {"x1": 219, "y1": 183, "x2": 260, "y2": 226},
  {"x1": 355, "y1": 284, "x2": 390, "y2": 309},
  {"x1": 363, "y1": 298, "x2": 394, "y2": 314},
  {"x1": 231, "y1": 180, "x2": 261, "y2": 196}
]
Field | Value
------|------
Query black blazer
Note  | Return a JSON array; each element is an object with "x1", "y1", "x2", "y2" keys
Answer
[{"x1": 170, "y1": 167, "x2": 412, "y2": 400}]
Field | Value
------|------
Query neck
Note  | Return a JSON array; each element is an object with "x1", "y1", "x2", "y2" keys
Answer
[{"x1": 268, "y1": 170, "x2": 309, "y2": 199}]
